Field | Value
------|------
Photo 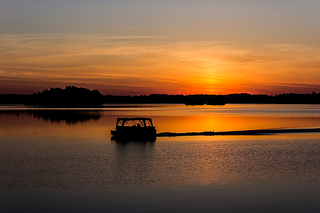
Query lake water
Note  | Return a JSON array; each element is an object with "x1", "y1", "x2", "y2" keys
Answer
[{"x1": 0, "y1": 104, "x2": 320, "y2": 213}]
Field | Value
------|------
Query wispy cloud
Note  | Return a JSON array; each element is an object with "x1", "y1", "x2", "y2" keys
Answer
[{"x1": 1, "y1": 34, "x2": 320, "y2": 94}]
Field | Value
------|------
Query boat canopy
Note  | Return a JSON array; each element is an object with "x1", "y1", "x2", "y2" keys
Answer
[{"x1": 116, "y1": 118, "x2": 154, "y2": 127}]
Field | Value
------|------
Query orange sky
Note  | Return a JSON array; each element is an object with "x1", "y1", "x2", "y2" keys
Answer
[{"x1": 0, "y1": 1, "x2": 320, "y2": 95}]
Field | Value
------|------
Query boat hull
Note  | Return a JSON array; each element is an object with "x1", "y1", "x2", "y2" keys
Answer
[{"x1": 111, "y1": 127, "x2": 156, "y2": 140}]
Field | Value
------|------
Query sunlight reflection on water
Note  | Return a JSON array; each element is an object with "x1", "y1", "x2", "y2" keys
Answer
[
  {"x1": 1, "y1": 136, "x2": 319, "y2": 190},
  {"x1": 1, "y1": 104, "x2": 320, "y2": 212}
]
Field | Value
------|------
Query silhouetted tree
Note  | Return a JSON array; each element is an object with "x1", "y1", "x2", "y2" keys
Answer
[{"x1": 27, "y1": 86, "x2": 103, "y2": 105}]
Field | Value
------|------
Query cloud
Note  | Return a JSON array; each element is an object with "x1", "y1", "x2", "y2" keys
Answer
[{"x1": 1, "y1": 34, "x2": 320, "y2": 94}]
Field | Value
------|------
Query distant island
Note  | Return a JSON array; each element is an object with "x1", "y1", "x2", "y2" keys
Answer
[{"x1": 1, "y1": 86, "x2": 320, "y2": 105}]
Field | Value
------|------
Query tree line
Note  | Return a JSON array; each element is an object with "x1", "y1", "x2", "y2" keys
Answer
[{"x1": 1, "y1": 86, "x2": 320, "y2": 105}]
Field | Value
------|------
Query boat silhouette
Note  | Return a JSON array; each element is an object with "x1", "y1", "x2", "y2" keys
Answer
[{"x1": 111, "y1": 118, "x2": 156, "y2": 140}]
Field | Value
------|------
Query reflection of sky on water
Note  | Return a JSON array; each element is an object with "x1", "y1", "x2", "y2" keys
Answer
[
  {"x1": 2, "y1": 105, "x2": 320, "y2": 137},
  {"x1": 1, "y1": 105, "x2": 320, "y2": 212},
  {"x1": 0, "y1": 136, "x2": 319, "y2": 190},
  {"x1": 2, "y1": 104, "x2": 320, "y2": 117},
  {"x1": 96, "y1": 104, "x2": 320, "y2": 117}
]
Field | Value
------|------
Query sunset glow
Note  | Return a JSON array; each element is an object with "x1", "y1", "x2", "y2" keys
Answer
[{"x1": 1, "y1": 1, "x2": 320, "y2": 95}]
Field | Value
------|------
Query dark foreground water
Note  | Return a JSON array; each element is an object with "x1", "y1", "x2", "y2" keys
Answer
[{"x1": 0, "y1": 104, "x2": 320, "y2": 212}]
